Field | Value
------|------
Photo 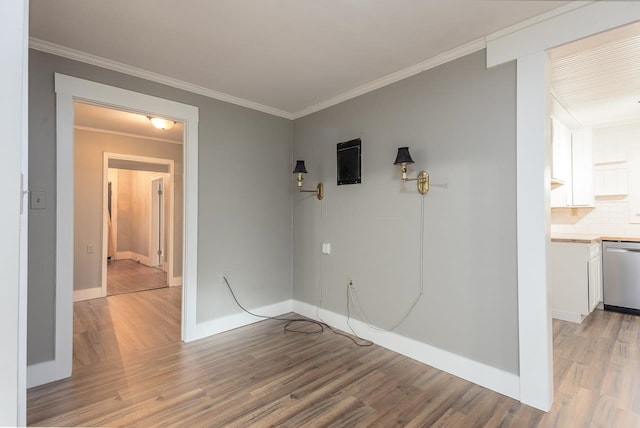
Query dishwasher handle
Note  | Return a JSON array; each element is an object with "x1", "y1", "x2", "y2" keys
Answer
[{"x1": 606, "y1": 247, "x2": 640, "y2": 254}]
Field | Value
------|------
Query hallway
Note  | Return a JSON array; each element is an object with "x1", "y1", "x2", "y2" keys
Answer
[{"x1": 107, "y1": 259, "x2": 168, "y2": 296}]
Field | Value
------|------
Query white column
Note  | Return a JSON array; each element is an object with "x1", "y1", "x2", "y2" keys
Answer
[{"x1": 516, "y1": 51, "x2": 554, "y2": 411}]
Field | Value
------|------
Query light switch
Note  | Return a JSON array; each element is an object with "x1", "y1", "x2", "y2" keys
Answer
[
  {"x1": 321, "y1": 242, "x2": 331, "y2": 255},
  {"x1": 30, "y1": 191, "x2": 46, "y2": 209}
]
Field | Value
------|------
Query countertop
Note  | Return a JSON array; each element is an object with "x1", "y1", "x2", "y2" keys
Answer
[{"x1": 551, "y1": 233, "x2": 640, "y2": 243}]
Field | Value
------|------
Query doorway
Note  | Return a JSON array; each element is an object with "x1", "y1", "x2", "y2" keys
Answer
[
  {"x1": 100, "y1": 152, "x2": 177, "y2": 298},
  {"x1": 44, "y1": 74, "x2": 199, "y2": 389},
  {"x1": 101, "y1": 150, "x2": 183, "y2": 296}
]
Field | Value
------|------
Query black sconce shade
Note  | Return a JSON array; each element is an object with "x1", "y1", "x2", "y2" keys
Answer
[
  {"x1": 292, "y1": 160, "x2": 308, "y2": 174},
  {"x1": 394, "y1": 147, "x2": 415, "y2": 165}
]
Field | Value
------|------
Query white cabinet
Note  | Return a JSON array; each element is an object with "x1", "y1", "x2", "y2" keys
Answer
[
  {"x1": 551, "y1": 241, "x2": 602, "y2": 323},
  {"x1": 587, "y1": 244, "x2": 602, "y2": 313},
  {"x1": 571, "y1": 129, "x2": 594, "y2": 206},
  {"x1": 550, "y1": 117, "x2": 572, "y2": 208},
  {"x1": 593, "y1": 167, "x2": 628, "y2": 196},
  {"x1": 550, "y1": 118, "x2": 594, "y2": 207}
]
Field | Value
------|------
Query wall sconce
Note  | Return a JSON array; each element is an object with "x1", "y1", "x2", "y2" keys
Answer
[
  {"x1": 292, "y1": 160, "x2": 324, "y2": 200},
  {"x1": 394, "y1": 147, "x2": 429, "y2": 195}
]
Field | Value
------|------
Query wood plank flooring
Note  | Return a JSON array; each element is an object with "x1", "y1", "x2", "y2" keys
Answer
[
  {"x1": 107, "y1": 259, "x2": 168, "y2": 295},
  {"x1": 27, "y1": 290, "x2": 640, "y2": 427}
]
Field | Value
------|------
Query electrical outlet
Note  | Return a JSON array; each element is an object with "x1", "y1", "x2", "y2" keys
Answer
[{"x1": 86, "y1": 244, "x2": 94, "y2": 254}]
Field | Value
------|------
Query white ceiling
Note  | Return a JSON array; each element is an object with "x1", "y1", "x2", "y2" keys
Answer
[
  {"x1": 75, "y1": 102, "x2": 184, "y2": 144},
  {"x1": 550, "y1": 21, "x2": 640, "y2": 128},
  {"x1": 31, "y1": 0, "x2": 570, "y2": 118}
]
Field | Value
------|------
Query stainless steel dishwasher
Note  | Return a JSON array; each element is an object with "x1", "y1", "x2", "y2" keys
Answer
[{"x1": 603, "y1": 240, "x2": 640, "y2": 315}]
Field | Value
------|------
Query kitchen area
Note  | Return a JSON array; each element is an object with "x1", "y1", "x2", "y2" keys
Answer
[{"x1": 549, "y1": 22, "x2": 640, "y2": 324}]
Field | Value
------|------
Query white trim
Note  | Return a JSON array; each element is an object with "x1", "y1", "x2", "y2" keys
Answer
[
  {"x1": 191, "y1": 300, "x2": 294, "y2": 342},
  {"x1": 515, "y1": 52, "x2": 554, "y2": 412},
  {"x1": 292, "y1": 38, "x2": 486, "y2": 119},
  {"x1": 30, "y1": 38, "x2": 292, "y2": 120},
  {"x1": 29, "y1": 36, "x2": 485, "y2": 121},
  {"x1": 46, "y1": 74, "x2": 199, "y2": 388},
  {"x1": 292, "y1": 301, "x2": 520, "y2": 401},
  {"x1": 17, "y1": 1, "x2": 29, "y2": 424},
  {"x1": 484, "y1": 2, "x2": 640, "y2": 412},
  {"x1": 169, "y1": 276, "x2": 183, "y2": 287},
  {"x1": 114, "y1": 251, "x2": 132, "y2": 260},
  {"x1": 552, "y1": 310, "x2": 583, "y2": 324},
  {"x1": 486, "y1": 1, "x2": 640, "y2": 67},
  {"x1": 73, "y1": 287, "x2": 102, "y2": 302},
  {"x1": 485, "y1": 2, "x2": 594, "y2": 43},
  {"x1": 26, "y1": 360, "x2": 58, "y2": 389},
  {"x1": 75, "y1": 125, "x2": 182, "y2": 145}
]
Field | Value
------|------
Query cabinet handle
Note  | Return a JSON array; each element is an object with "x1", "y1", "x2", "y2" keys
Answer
[{"x1": 606, "y1": 248, "x2": 640, "y2": 254}]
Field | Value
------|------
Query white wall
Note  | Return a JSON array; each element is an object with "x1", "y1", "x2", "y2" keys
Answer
[{"x1": 0, "y1": 1, "x2": 27, "y2": 425}]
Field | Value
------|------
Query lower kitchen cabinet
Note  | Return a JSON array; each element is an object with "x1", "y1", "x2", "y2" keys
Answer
[{"x1": 550, "y1": 241, "x2": 602, "y2": 323}]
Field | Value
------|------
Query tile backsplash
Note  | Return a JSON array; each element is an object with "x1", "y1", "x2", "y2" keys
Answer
[{"x1": 551, "y1": 200, "x2": 640, "y2": 237}]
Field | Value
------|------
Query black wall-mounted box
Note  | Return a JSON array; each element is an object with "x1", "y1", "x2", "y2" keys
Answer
[{"x1": 337, "y1": 138, "x2": 361, "y2": 185}]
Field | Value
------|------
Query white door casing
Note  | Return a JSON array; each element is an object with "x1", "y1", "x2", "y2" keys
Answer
[{"x1": 27, "y1": 74, "x2": 199, "y2": 388}]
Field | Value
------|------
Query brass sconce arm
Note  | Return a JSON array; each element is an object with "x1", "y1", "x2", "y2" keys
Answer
[{"x1": 292, "y1": 161, "x2": 324, "y2": 200}]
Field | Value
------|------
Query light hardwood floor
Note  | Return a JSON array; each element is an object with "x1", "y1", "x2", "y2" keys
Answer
[
  {"x1": 107, "y1": 259, "x2": 168, "y2": 295},
  {"x1": 27, "y1": 290, "x2": 640, "y2": 427}
]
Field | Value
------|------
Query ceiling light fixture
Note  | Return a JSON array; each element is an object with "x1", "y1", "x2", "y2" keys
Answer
[{"x1": 148, "y1": 116, "x2": 175, "y2": 130}]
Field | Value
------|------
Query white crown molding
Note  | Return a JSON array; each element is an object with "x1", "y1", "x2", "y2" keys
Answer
[
  {"x1": 75, "y1": 125, "x2": 183, "y2": 145},
  {"x1": 485, "y1": 1, "x2": 595, "y2": 43},
  {"x1": 30, "y1": 38, "x2": 293, "y2": 120},
  {"x1": 292, "y1": 37, "x2": 486, "y2": 119}
]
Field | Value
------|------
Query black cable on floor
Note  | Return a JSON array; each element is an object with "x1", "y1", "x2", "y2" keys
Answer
[{"x1": 223, "y1": 277, "x2": 373, "y2": 347}]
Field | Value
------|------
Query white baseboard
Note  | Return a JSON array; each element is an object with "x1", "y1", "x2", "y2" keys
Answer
[
  {"x1": 27, "y1": 360, "x2": 60, "y2": 388},
  {"x1": 114, "y1": 251, "x2": 131, "y2": 260},
  {"x1": 552, "y1": 309, "x2": 584, "y2": 324},
  {"x1": 189, "y1": 299, "x2": 293, "y2": 342},
  {"x1": 114, "y1": 251, "x2": 152, "y2": 267},
  {"x1": 169, "y1": 276, "x2": 182, "y2": 287},
  {"x1": 73, "y1": 286, "x2": 103, "y2": 302},
  {"x1": 292, "y1": 300, "x2": 521, "y2": 401}
]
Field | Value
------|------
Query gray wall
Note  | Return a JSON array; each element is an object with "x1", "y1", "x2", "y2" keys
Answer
[
  {"x1": 292, "y1": 50, "x2": 519, "y2": 374},
  {"x1": 74, "y1": 130, "x2": 183, "y2": 290},
  {"x1": 29, "y1": 49, "x2": 293, "y2": 364}
]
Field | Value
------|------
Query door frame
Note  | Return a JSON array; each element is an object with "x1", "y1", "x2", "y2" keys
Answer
[
  {"x1": 486, "y1": 1, "x2": 640, "y2": 411},
  {"x1": 149, "y1": 174, "x2": 167, "y2": 270},
  {"x1": 102, "y1": 153, "x2": 175, "y2": 297},
  {"x1": 32, "y1": 74, "x2": 199, "y2": 387}
]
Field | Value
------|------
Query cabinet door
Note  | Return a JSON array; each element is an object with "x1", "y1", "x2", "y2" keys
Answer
[
  {"x1": 551, "y1": 242, "x2": 589, "y2": 322},
  {"x1": 551, "y1": 117, "x2": 572, "y2": 183},
  {"x1": 588, "y1": 254, "x2": 602, "y2": 312},
  {"x1": 571, "y1": 129, "x2": 593, "y2": 206}
]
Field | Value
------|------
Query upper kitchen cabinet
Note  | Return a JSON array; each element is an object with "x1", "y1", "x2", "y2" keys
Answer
[
  {"x1": 550, "y1": 115, "x2": 594, "y2": 207},
  {"x1": 550, "y1": 116, "x2": 572, "y2": 207},
  {"x1": 571, "y1": 128, "x2": 594, "y2": 206},
  {"x1": 593, "y1": 133, "x2": 627, "y2": 165},
  {"x1": 593, "y1": 128, "x2": 630, "y2": 197}
]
